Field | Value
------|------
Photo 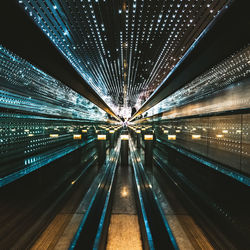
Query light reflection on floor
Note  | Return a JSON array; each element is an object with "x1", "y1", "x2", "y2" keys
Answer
[{"x1": 106, "y1": 164, "x2": 142, "y2": 250}]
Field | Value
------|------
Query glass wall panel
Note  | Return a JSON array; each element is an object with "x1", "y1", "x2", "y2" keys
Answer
[
  {"x1": 207, "y1": 115, "x2": 241, "y2": 171},
  {"x1": 242, "y1": 114, "x2": 250, "y2": 174},
  {"x1": 147, "y1": 113, "x2": 249, "y2": 177},
  {"x1": 0, "y1": 46, "x2": 108, "y2": 185}
]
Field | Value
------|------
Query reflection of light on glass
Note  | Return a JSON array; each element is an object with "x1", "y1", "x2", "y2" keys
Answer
[
  {"x1": 216, "y1": 134, "x2": 224, "y2": 138},
  {"x1": 73, "y1": 134, "x2": 82, "y2": 139},
  {"x1": 121, "y1": 186, "x2": 129, "y2": 198},
  {"x1": 50, "y1": 134, "x2": 59, "y2": 138},
  {"x1": 0, "y1": 46, "x2": 107, "y2": 121},
  {"x1": 168, "y1": 135, "x2": 176, "y2": 140},
  {"x1": 192, "y1": 134, "x2": 201, "y2": 139},
  {"x1": 141, "y1": 47, "x2": 250, "y2": 120}
]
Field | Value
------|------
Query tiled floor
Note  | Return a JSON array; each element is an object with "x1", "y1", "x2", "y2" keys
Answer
[
  {"x1": 106, "y1": 164, "x2": 142, "y2": 250},
  {"x1": 149, "y1": 170, "x2": 213, "y2": 249}
]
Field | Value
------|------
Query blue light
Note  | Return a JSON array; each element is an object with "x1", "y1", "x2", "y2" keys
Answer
[{"x1": 0, "y1": 45, "x2": 107, "y2": 121}]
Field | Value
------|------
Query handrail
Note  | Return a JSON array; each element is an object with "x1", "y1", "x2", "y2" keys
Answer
[
  {"x1": 0, "y1": 138, "x2": 96, "y2": 187},
  {"x1": 69, "y1": 140, "x2": 121, "y2": 249},
  {"x1": 129, "y1": 138, "x2": 179, "y2": 250},
  {"x1": 156, "y1": 138, "x2": 250, "y2": 187}
]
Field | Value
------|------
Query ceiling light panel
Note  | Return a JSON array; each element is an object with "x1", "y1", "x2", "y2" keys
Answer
[
  {"x1": 143, "y1": 46, "x2": 250, "y2": 117},
  {"x1": 19, "y1": 0, "x2": 229, "y2": 117},
  {"x1": 0, "y1": 45, "x2": 106, "y2": 121}
]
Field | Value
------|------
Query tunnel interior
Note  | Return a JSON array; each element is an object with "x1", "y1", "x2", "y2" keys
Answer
[{"x1": 0, "y1": 0, "x2": 250, "y2": 249}]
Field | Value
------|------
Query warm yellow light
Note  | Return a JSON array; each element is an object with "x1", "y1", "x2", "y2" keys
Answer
[
  {"x1": 236, "y1": 130, "x2": 241, "y2": 134},
  {"x1": 136, "y1": 130, "x2": 141, "y2": 134},
  {"x1": 28, "y1": 133, "x2": 34, "y2": 137},
  {"x1": 168, "y1": 135, "x2": 176, "y2": 140},
  {"x1": 73, "y1": 134, "x2": 82, "y2": 139},
  {"x1": 142, "y1": 128, "x2": 146, "y2": 131},
  {"x1": 82, "y1": 129, "x2": 87, "y2": 133},
  {"x1": 144, "y1": 135, "x2": 153, "y2": 140},
  {"x1": 222, "y1": 130, "x2": 228, "y2": 134},
  {"x1": 50, "y1": 134, "x2": 59, "y2": 138},
  {"x1": 109, "y1": 130, "x2": 115, "y2": 134},
  {"x1": 192, "y1": 134, "x2": 201, "y2": 139},
  {"x1": 216, "y1": 134, "x2": 224, "y2": 138},
  {"x1": 121, "y1": 135, "x2": 129, "y2": 140},
  {"x1": 176, "y1": 130, "x2": 181, "y2": 133},
  {"x1": 98, "y1": 134, "x2": 106, "y2": 140},
  {"x1": 121, "y1": 186, "x2": 129, "y2": 198},
  {"x1": 163, "y1": 130, "x2": 169, "y2": 134}
]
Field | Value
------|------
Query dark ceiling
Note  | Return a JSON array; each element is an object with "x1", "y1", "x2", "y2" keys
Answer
[{"x1": 16, "y1": 0, "x2": 229, "y2": 118}]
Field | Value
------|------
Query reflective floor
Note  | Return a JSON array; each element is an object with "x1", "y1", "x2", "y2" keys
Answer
[
  {"x1": 106, "y1": 162, "x2": 142, "y2": 250},
  {"x1": 148, "y1": 170, "x2": 213, "y2": 249}
]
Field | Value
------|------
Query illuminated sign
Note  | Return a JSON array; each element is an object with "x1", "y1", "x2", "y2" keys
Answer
[
  {"x1": 144, "y1": 135, "x2": 153, "y2": 140},
  {"x1": 73, "y1": 134, "x2": 82, "y2": 139},
  {"x1": 121, "y1": 135, "x2": 129, "y2": 140},
  {"x1": 98, "y1": 134, "x2": 106, "y2": 140},
  {"x1": 168, "y1": 135, "x2": 176, "y2": 140}
]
